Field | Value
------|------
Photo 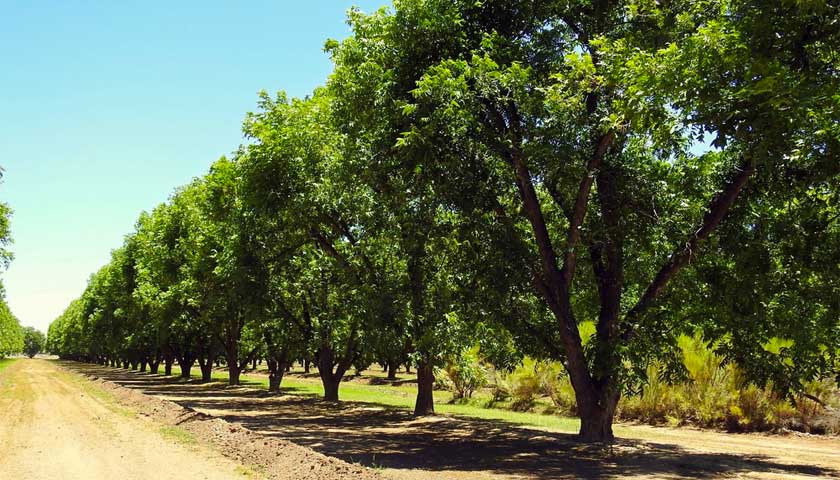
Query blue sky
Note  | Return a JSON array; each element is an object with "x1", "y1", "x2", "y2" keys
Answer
[{"x1": 0, "y1": 1, "x2": 387, "y2": 332}]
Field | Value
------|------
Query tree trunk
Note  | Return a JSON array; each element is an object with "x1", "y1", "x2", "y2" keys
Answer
[
  {"x1": 198, "y1": 357, "x2": 213, "y2": 382},
  {"x1": 130, "y1": 360, "x2": 138, "y2": 370},
  {"x1": 414, "y1": 360, "x2": 435, "y2": 416},
  {"x1": 164, "y1": 356, "x2": 173, "y2": 376},
  {"x1": 228, "y1": 362, "x2": 241, "y2": 386},
  {"x1": 303, "y1": 358, "x2": 310, "y2": 373},
  {"x1": 323, "y1": 377, "x2": 340, "y2": 402},
  {"x1": 251, "y1": 357, "x2": 257, "y2": 370},
  {"x1": 268, "y1": 375, "x2": 281, "y2": 392},
  {"x1": 577, "y1": 391, "x2": 620, "y2": 443},
  {"x1": 318, "y1": 348, "x2": 343, "y2": 402},
  {"x1": 179, "y1": 356, "x2": 194, "y2": 379},
  {"x1": 139, "y1": 359, "x2": 147, "y2": 372},
  {"x1": 122, "y1": 360, "x2": 129, "y2": 369},
  {"x1": 405, "y1": 363, "x2": 411, "y2": 374},
  {"x1": 267, "y1": 356, "x2": 288, "y2": 393},
  {"x1": 387, "y1": 363, "x2": 398, "y2": 380},
  {"x1": 149, "y1": 359, "x2": 160, "y2": 374}
]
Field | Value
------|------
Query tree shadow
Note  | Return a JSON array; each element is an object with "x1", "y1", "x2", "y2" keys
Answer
[{"x1": 62, "y1": 361, "x2": 839, "y2": 479}]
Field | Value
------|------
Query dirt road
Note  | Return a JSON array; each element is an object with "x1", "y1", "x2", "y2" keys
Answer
[
  {"x1": 69, "y1": 362, "x2": 840, "y2": 480},
  {"x1": 0, "y1": 359, "x2": 255, "y2": 480}
]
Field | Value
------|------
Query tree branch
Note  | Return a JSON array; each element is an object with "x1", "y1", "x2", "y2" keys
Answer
[
  {"x1": 560, "y1": 131, "x2": 615, "y2": 286},
  {"x1": 624, "y1": 159, "x2": 756, "y2": 330}
]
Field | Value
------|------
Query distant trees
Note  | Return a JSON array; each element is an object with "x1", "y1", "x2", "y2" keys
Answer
[
  {"x1": 47, "y1": 0, "x2": 839, "y2": 443},
  {"x1": 22, "y1": 327, "x2": 45, "y2": 358}
]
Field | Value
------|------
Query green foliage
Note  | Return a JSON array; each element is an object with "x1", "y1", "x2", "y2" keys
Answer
[
  {"x1": 0, "y1": 167, "x2": 13, "y2": 283},
  {"x1": 0, "y1": 301, "x2": 23, "y2": 357},
  {"x1": 45, "y1": 0, "x2": 840, "y2": 440},
  {"x1": 22, "y1": 327, "x2": 45, "y2": 358},
  {"x1": 0, "y1": 167, "x2": 20, "y2": 357},
  {"x1": 439, "y1": 345, "x2": 487, "y2": 400},
  {"x1": 617, "y1": 334, "x2": 840, "y2": 434}
]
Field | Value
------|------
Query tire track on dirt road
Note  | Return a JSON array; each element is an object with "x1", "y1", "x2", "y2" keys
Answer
[{"x1": 0, "y1": 359, "x2": 256, "y2": 480}]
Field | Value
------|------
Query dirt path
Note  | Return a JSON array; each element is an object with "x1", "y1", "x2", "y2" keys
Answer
[
  {"x1": 67, "y1": 362, "x2": 840, "y2": 480},
  {"x1": 0, "y1": 359, "x2": 255, "y2": 480}
]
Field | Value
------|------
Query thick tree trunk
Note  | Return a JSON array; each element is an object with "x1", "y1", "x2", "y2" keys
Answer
[
  {"x1": 139, "y1": 359, "x2": 147, "y2": 372},
  {"x1": 303, "y1": 358, "x2": 310, "y2": 373},
  {"x1": 267, "y1": 356, "x2": 288, "y2": 393},
  {"x1": 414, "y1": 360, "x2": 435, "y2": 416},
  {"x1": 318, "y1": 348, "x2": 345, "y2": 402},
  {"x1": 149, "y1": 359, "x2": 160, "y2": 374},
  {"x1": 122, "y1": 360, "x2": 129, "y2": 369},
  {"x1": 577, "y1": 391, "x2": 620, "y2": 442},
  {"x1": 323, "y1": 377, "x2": 340, "y2": 402},
  {"x1": 268, "y1": 375, "x2": 281, "y2": 392},
  {"x1": 198, "y1": 357, "x2": 213, "y2": 382},
  {"x1": 130, "y1": 360, "x2": 138, "y2": 370},
  {"x1": 228, "y1": 362, "x2": 241, "y2": 386},
  {"x1": 387, "y1": 363, "x2": 398, "y2": 380},
  {"x1": 179, "y1": 356, "x2": 194, "y2": 379},
  {"x1": 164, "y1": 356, "x2": 173, "y2": 376}
]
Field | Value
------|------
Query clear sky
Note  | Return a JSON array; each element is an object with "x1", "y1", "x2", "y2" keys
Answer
[{"x1": 0, "y1": 1, "x2": 387, "y2": 333}]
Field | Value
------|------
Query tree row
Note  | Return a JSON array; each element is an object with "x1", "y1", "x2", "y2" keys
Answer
[{"x1": 48, "y1": 0, "x2": 840, "y2": 442}]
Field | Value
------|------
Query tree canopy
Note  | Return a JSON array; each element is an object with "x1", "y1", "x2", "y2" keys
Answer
[
  {"x1": 48, "y1": 0, "x2": 839, "y2": 443},
  {"x1": 0, "y1": 166, "x2": 22, "y2": 358},
  {"x1": 22, "y1": 327, "x2": 45, "y2": 358}
]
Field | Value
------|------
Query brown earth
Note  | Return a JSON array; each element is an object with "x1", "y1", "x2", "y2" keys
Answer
[
  {"x1": 63, "y1": 361, "x2": 840, "y2": 480},
  {"x1": 0, "y1": 359, "x2": 380, "y2": 480}
]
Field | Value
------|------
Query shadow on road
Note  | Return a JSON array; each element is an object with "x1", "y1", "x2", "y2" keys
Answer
[{"x1": 61, "y1": 361, "x2": 839, "y2": 480}]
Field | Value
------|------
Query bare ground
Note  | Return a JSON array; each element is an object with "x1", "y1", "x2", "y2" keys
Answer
[
  {"x1": 0, "y1": 359, "x2": 380, "y2": 480},
  {"x1": 63, "y1": 361, "x2": 840, "y2": 480},
  {"x1": 0, "y1": 359, "x2": 251, "y2": 480}
]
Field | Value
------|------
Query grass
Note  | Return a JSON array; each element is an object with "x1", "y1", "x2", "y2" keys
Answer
[
  {"x1": 234, "y1": 465, "x2": 262, "y2": 478},
  {"x1": 158, "y1": 364, "x2": 582, "y2": 433},
  {"x1": 0, "y1": 358, "x2": 24, "y2": 400},
  {"x1": 0, "y1": 357, "x2": 16, "y2": 374},
  {"x1": 159, "y1": 425, "x2": 198, "y2": 445}
]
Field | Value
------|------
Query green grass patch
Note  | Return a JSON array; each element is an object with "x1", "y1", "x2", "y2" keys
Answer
[
  {"x1": 161, "y1": 364, "x2": 581, "y2": 432},
  {"x1": 0, "y1": 357, "x2": 17, "y2": 374},
  {"x1": 0, "y1": 358, "x2": 23, "y2": 399},
  {"x1": 159, "y1": 425, "x2": 198, "y2": 445}
]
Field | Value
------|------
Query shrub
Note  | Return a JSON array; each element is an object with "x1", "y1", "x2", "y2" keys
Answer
[
  {"x1": 619, "y1": 361, "x2": 689, "y2": 425},
  {"x1": 506, "y1": 358, "x2": 542, "y2": 411},
  {"x1": 442, "y1": 346, "x2": 487, "y2": 400},
  {"x1": 485, "y1": 364, "x2": 511, "y2": 403},
  {"x1": 535, "y1": 360, "x2": 577, "y2": 415}
]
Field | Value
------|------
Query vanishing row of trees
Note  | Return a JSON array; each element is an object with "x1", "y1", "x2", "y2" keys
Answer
[
  {"x1": 0, "y1": 167, "x2": 23, "y2": 358},
  {"x1": 48, "y1": 0, "x2": 839, "y2": 442},
  {"x1": 0, "y1": 302, "x2": 23, "y2": 357}
]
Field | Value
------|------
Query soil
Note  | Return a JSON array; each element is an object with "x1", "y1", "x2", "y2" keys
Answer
[
  {"x1": 0, "y1": 359, "x2": 249, "y2": 480},
  {"x1": 62, "y1": 361, "x2": 840, "y2": 480},
  {"x1": 0, "y1": 359, "x2": 380, "y2": 480}
]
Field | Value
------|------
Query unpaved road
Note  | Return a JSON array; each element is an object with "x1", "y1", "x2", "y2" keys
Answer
[
  {"x1": 0, "y1": 359, "x2": 255, "y2": 480},
  {"x1": 70, "y1": 362, "x2": 840, "y2": 480}
]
